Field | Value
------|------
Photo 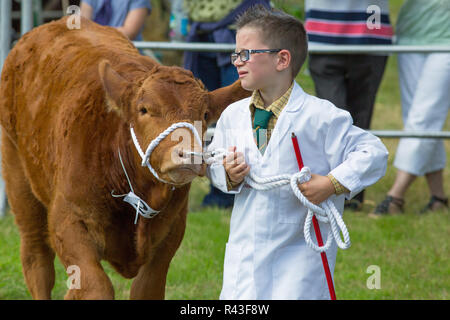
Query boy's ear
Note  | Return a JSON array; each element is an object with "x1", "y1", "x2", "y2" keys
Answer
[
  {"x1": 207, "y1": 79, "x2": 251, "y2": 125},
  {"x1": 276, "y1": 49, "x2": 291, "y2": 72}
]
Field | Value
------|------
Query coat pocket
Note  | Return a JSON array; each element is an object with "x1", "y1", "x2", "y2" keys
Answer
[
  {"x1": 277, "y1": 185, "x2": 303, "y2": 224},
  {"x1": 219, "y1": 242, "x2": 242, "y2": 299}
]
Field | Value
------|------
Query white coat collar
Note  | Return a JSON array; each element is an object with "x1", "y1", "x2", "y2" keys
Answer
[
  {"x1": 238, "y1": 81, "x2": 306, "y2": 115},
  {"x1": 238, "y1": 82, "x2": 307, "y2": 161},
  {"x1": 283, "y1": 81, "x2": 307, "y2": 113}
]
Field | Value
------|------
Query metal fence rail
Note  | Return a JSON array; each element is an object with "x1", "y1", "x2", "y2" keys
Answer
[
  {"x1": 204, "y1": 129, "x2": 450, "y2": 141},
  {"x1": 133, "y1": 41, "x2": 450, "y2": 54},
  {"x1": 368, "y1": 131, "x2": 450, "y2": 139}
]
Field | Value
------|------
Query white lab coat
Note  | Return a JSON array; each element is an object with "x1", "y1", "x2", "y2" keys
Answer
[{"x1": 207, "y1": 82, "x2": 388, "y2": 300}]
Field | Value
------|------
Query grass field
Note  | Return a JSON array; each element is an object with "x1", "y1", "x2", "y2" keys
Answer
[{"x1": 0, "y1": 0, "x2": 449, "y2": 300}]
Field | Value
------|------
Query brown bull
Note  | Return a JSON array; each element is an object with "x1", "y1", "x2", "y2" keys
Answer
[{"x1": 0, "y1": 16, "x2": 249, "y2": 299}]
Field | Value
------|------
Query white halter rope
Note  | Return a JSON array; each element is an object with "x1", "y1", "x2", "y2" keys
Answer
[
  {"x1": 206, "y1": 148, "x2": 351, "y2": 253},
  {"x1": 130, "y1": 122, "x2": 203, "y2": 184}
]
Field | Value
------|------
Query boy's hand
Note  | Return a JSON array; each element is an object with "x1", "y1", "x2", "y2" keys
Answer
[
  {"x1": 223, "y1": 146, "x2": 250, "y2": 186},
  {"x1": 298, "y1": 174, "x2": 335, "y2": 205}
]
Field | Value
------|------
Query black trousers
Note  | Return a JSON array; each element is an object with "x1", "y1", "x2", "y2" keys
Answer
[{"x1": 308, "y1": 54, "x2": 388, "y2": 202}]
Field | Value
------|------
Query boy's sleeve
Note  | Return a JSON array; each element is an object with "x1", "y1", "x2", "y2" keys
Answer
[
  {"x1": 206, "y1": 113, "x2": 244, "y2": 194},
  {"x1": 324, "y1": 108, "x2": 389, "y2": 200}
]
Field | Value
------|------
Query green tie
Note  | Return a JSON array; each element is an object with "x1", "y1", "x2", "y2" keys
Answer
[{"x1": 253, "y1": 108, "x2": 273, "y2": 154}]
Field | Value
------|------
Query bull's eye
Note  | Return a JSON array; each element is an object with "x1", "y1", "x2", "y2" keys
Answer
[
  {"x1": 139, "y1": 107, "x2": 148, "y2": 115},
  {"x1": 204, "y1": 112, "x2": 208, "y2": 121}
]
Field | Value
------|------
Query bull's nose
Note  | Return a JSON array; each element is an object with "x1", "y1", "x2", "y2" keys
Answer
[
  {"x1": 177, "y1": 148, "x2": 184, "y2": 159},
  {"x1": 173, "y1": 147, "x2": 203, "y2": 165},
  {"x1": 161, "y1": 147, "x2": 207, "y2": 184}
]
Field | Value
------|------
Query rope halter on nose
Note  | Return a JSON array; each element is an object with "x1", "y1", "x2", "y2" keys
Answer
[{"x1": 130, "y1": 122, "x2": 203, "y2": 184}]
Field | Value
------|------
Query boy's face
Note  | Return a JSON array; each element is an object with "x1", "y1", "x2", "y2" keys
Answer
[{"x1": 234, "y1": 27, "x2": 280, "y2": 92}]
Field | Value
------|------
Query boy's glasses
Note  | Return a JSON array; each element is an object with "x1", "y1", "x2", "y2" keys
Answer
[{"x1": 231, "y1": 49, "x2": 282, "y2": 64}]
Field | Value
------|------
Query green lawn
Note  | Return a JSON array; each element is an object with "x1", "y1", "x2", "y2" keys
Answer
[
  {"x1": 175, "y1": 178, "x2": 450, "y2": 300},
  {"x1": 0, "y1": 0, "x2": 449, "y2": 300},
  {"x1": 1, "y1": 189, "x2": 448, "y2": 300}
]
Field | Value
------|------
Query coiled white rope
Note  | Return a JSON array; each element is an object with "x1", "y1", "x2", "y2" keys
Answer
[
  {"x1": 130, "y1": 122, "x2": 203, "y2": 184},
  {"x1": 206, "y1": 148, "x2": 351, "y2": 253}
]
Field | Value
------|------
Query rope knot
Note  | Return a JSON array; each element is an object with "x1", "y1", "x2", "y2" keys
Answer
[{"x1": 290, "y1": 167, "x2": 311, "y2": 185}]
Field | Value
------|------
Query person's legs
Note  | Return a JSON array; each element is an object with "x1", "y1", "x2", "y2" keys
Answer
[
  {"x1": 420, "y1": 169, "x2": 449, "y2": 212},
  {"x1": 346, "y1": 55, "x2": 388, "y2": 206},
  {"x1": 375, "y1": 53, "x2": 450, "y2": 214},
  {"x1": 373, "y1": 53, "x2": 424, "y2": 214},
  {"x1": 202, "y1": 63, "x2": 239, "y2": 208},
  {"x1": 394, "y1": 53, "x2": 450, "y2": 177},
  {"x1": 379, "y1": 168, "x2": 450, "y2": 213},
  {"x1": 346, "y1": 55, "x2": 385, "y2": 129},
  {"x1": 425, "y1": 169, "x2": 446, "y2": 200},
  {"x1": 383, "y1": 54, "x2": 426, "y2": 200},
  {"x1": 309, "y1": 54, "x2": 365, "y2": 209},
  {"x1": 198, "y1": 41, "x2": 237, "y2": 208},
  {"x1": 308, "y1": 54, "x2": 347, "y2": 108},
  {"x1": 371, "y1": 169, "x2": 416, "y2": 215},
  {"x1": 346, "y1": 54, "x2": 388, "y2": 128},
  {"x1": 395, "y1": 53, "x2": 450, "y2": 213},
  {"x1": 388, "y1": 169, "x2": 417, "y2": 199}
]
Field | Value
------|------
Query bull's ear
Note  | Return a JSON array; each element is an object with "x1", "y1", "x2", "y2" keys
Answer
[
  {"x1": 98, "y1": 60, "x2": 135, "y2": 115},
  {"x1": 207, "y1": 79, "x2": 251, "y2": 125}
]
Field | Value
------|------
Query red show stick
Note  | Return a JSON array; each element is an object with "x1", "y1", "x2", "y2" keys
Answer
[{"x1": 291, "y1": 132, "x2": 337, "y2": 300}]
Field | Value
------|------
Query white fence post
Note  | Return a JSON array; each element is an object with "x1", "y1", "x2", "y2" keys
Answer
[
  {"x1": 21, "y1": 0, "x2": 33, "y2": 36},
  {"x1": 0, "y1": 0, "x2": 12, "y2": 74},
  {"x1": 0, "y1": 0, "x2": 12, "y2": 218}
]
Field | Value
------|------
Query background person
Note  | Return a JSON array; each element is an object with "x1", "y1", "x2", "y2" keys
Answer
[
  {"x1": 373, "y1": 0, "x2": 450, "y2": 215},
  {"x1": 304, "y1": 0, "x2": 393, "y2": 211},
  {"x1": 80, "y1": 0, "x2": 151, "y2": 41}
]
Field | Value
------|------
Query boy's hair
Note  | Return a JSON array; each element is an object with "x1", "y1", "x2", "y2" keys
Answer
[{"x1": 235, "y1": 5, "x2": 308, "y2": 79}]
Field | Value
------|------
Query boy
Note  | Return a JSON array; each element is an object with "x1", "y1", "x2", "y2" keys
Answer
[{"x1": 206, "y1": 5, "x2": 388, "y2": 299}]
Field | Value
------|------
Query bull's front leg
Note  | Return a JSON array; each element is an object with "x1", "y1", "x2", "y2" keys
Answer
[
  {"x1": 130, "y1": 214, "x2": 186, "y2": 300},
  {"x1": 49, "y1": 197, "x2": 115, "y2": 299}
]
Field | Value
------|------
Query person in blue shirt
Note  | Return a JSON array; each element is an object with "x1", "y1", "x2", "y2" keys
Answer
[{"x1": 80, "y1": 0, "x2": 152, "y2": 41}]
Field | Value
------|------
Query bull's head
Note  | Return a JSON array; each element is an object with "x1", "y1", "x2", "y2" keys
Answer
[{"x1": 99, "y1": 60, "x2": 250, "y2": 186}]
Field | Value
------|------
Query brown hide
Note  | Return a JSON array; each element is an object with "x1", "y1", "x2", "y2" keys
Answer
[{"x1": 0, "y1": 16, "x2": 250, "y2": 299}]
